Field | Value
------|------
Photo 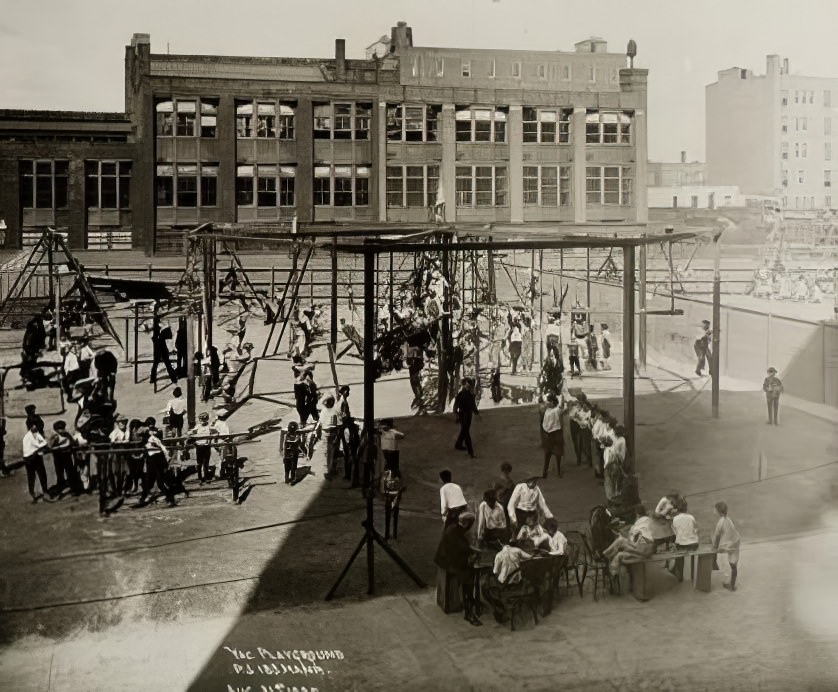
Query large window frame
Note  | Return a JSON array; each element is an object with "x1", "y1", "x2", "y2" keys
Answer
[
  {"x1": 19, "y1": 160, "x2": 69, "y2": 210},
  {"x1": 585, "y1": 110, "x2": 632, "y2": 144},
  {"x1": 522, "y1": 108, "x2": 572, "y2": 144},
  {"x1": 586, "y1": 166, "x2": 633, "y2": 206},
  {"x1": 155, "y1": 98, "x2": 218, "y2": 138},
  {"x1": 235, "y1": 164, "x2": 296, "y2": 207},
  {"x1": 455, "y1": 107, "x2": 507, "y2": 143},
  {"x1": 85, "y1": 160, "x2": 132, "y2": 210},
  {"x1": 523, "y1": 165, "x2": 572, "y2": 206},
  {"x1": 235, "y1": 100, "x2": 296, "y2": 140},
  {"x1": 313, "y1": 165, "x2": 370, "y2": 207},
  {"x1": 386, "y1": 165, "x2": 440, "y2": 208},
  {"x1": 386, "y1": 104, "x2": 441, "y2": 142},
  {"x1": 156, "y1": 163, "x2": 219, "y2": 208},
  {"x1": 313, "y1": 102, "x2": 372, "y2": 141},
  {"x1": 455, "y1": 165, "x2": 508, "y2": 208}
]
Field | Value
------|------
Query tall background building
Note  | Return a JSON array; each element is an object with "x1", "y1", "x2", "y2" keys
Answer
[
  {"x1": 0, "y1": 22, "x2": 648, "y2": 253},
  {"x1": 707, "y1": 55, "x2": 838, "y2": 211}
]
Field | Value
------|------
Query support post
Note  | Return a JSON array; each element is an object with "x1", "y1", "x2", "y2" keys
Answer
[
  {"x1": 133, "y1": 303, "x2": 139, "y2": 384},
  {"x1": 363, "y1": 248, "x2": 376, "y2": 593},
  {"x1": 586, "y1": 246, "x2": 591, "y2": 310},
  {"x1": 622, "y1": 246, "x2": 636, "y2": 472},
  {"x1": 331, "y1": 236, "x2": 338, "y2": 345},
  {"x1": 711, "y1": 245, "x2": 721, "y2": 419},
  {"x1": 186, "y1": 310, "x2": 196, "y2": 428},
  {"x1": 538, "y1": 249, "x2": 544, "y2": 367},
  {"x1": 438, "y1": 234, "x2": 451, "y2": 412},
  {"x1": 639, "y1": 241, "x2": 647, "y2": 370}
]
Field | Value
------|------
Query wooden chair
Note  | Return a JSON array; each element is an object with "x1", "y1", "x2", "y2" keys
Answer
[
  {"x1": 520, "y1": 557, "x2": 554, "y2": 623},
  {"x1": 482, "y1": 569, "x2": 528, "y2": 630},
  {"x1": 582, "y1": 533, "x2": 620, "y2": 601},
  {"x1": 562, "y1": 530, "x2": 588, "y2": 597}
]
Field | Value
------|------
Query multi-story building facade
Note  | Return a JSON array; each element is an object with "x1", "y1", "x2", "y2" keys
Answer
[
  {"x1": 707, "y1": 55, "x2": 838, "y2": 211},
  {"x1": 0, "y1": 22, "x2": 648, "y2": 253}
]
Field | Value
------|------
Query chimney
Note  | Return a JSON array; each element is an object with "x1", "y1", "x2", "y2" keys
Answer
[
  {"x1": 390, "y1": 21, "x2": 413, "y2": 54},
  {"x1": 335, "y1": 38, "x2": 346, "y2": 80},
  {"x1": 681, "y1": 150, "x2": 686, "y2": 164}
]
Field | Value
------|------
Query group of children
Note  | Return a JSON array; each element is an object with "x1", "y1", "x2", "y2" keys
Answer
[
  {"x1": 18, "y1": 393, "x2": 231, "y2": 513},
  {"x1": 604, "y1": 492, "x2": 741, "y2": 591}
]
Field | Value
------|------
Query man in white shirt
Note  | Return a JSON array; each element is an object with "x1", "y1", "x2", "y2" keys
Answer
[
  {"x1": 188, "y1": 412, "x2": 218, "y2": 483},
  {"x1": 61, "y1": 343, "x2": 81, "y2": 395},
  {"x1": 544, "y1": 315, "x2": 562, "y2": 352},
  {"x1": 541, "y1": 393, "x2": 565, "y2": 478},
  {"x1": 439, "y1": 469, "x2": 468, "y2": 526},
  {"x1": 22, "y1": 423, "x2": 50, "y2": 503},
  {"x1": 508, "y1": 475, "x2": 554, "y2": 530}
]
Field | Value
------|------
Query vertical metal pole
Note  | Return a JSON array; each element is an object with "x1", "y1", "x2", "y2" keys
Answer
[
  {"x1": 639, "y1": 241, "x2": 647, "y2": 370},
  {"x1": 439, "y1": 234, "x2": 451, "y2": 412},
  {"x1": 133, "y1": 303, "x2": 139, "y2": 384},
  {"x1": 622, "y1": 246, "x2": 636, "y2": 472},
  {"x1": 186, "y1": 311, "x2": 196, "y2": 428},
  {"x1": 55, "y1": 273, "x2": 62, "y2": 346},
  {"x1": 331, "y1": 236, "x2": 338, "y2": 345},
  {"x1": 586, "y1": 246, "x2": 591, "y2": 309},
  {"x1": 538, "y1": 250, "x2": 544, "y2": 367},
  {"x1": 363, "y1": 248, "x2": 376, "y2": 594},
  {"x1": 270, "y1": 265, "x2": 275, "y2": 300},
  {"x1": 711, "y1": 245, "x2": 721, "y2": 419},
  {"x1": 388, "y1": 251, "x2": 395, "y2": 330},
  {"x1": 47, "y1": 233, "x2": 54, "y2": 306},
  {"x1": 559, "y1": 249, "x2": 564, "y2": 308}
]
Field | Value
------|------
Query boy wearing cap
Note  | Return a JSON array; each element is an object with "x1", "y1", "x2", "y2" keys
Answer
[
  {"x1": 762, "y1": 367, "x2": 784, "y2": 425},
  {"x1": 379, "y1": 418, "x2": 405, "y2": 476},
  {"x1": 49, "y1": 420, "x2": 76, "y2": 494},
  {"x1": 22, "y1": 422, "x2": 50, "y2": 503},
  {"x1": 694, "y1": 320, "x2": 712, "y2": 377},
  {"x1": 109, "y1": 416, "x2": 130, "y2": 496},
  {"x1": 188, "y1": 413, "x2": 217, "y2": 483}
]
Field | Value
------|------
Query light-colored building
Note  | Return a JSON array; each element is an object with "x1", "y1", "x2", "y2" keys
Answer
[{"x1": 707, "y1": 55, "x2": 838, "y2": 211}]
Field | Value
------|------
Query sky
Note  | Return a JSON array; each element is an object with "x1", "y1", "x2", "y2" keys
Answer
[{"x1": 2, "y1": 0, "x2": 838, "y2": 161}]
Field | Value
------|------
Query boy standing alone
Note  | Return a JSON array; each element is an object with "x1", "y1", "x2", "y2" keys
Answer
[{"x1": 712, "y1": 501, "x2": 741, "y2": 591}]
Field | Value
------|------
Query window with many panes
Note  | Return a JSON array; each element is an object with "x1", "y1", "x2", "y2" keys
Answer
[
  {"x1": 455, "y1": 107, "x2": 507, "y2": 143},
  {"x1": 826, "y1": 142, "x2": 832, "y2": 161},
  {"x1": 85, "y1": 161, "x2": 131, "y2": 209},
  {"x1": 386, "y1": 165, "x2": 440, "y2": 207},
  {"x1": 585, "y1": 166, "x2": 633, "y2": 205},
  {"x1": 155, "y1": 163, "x2": 218, "y2": 207},
  {"x1": 386, "y1": 104, "x2": 441, "y2": 142},
  {"x1": 522, "y1": 108, "x2": 572, "y2": 144},
  {"x1": 235, "y1": 100, "x2": 295, "y2": 139},
  {"x1": 313, "y1": 165, "x2": 369, "y2": 206},
  {"x1": 455, "y1": 166, "x2": 507, "y2": 207},
  {"x1": 585, "y1": 110, "x2": 632, "y2": 144},
  {"x1": 313, "y1": 102, "x2": 371, "y2": 140},
  {"x1": 522, "y1": 166, "x2": 571, "y2": 206},
  {"x1": 825, "y1": 170, "x2": 832, "y2": 188},
  {"x1": 235, "y1": 165, "x2": 296, "y2": 207},
  {"x1": 19, "y1": 160, "x2": 69, "y2": 209},
  {"x1": 155, "y1": 98, "x2": 218, "y2": 137}
]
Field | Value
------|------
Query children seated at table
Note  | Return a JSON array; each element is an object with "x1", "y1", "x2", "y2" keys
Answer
[
  {"x1": 516, "y1": 511, "x2": 551, "y2": 549},
  {"x1": 543, "y1": 517, "x2": 568, "y2": 555},
  {"x1": 671, "y1": 499, "x2": 700, "y2": 581},
  {"x1": 477, "y1": 488, "x2": 509, "y2": 545},
  {"x1": 601, "y1": 504, "x2": 657, "y2": 575}
]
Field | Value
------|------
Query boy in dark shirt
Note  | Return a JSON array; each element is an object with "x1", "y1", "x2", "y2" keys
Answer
[{"x1": 282, "y1": 421, "x2": 306, "y2": 484}]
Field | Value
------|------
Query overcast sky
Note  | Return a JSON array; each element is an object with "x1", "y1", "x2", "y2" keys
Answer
[{"x1": 2, "y1": 0, "x2": 837, "y2": 161}]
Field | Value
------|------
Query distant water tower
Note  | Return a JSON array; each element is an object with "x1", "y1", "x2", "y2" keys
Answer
[{"x1": 627, "y1": 40, "x2": 637, "y2": 68}]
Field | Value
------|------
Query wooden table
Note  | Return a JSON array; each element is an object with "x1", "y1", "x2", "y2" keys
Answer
[{"x1": 626, "y1": 545, "x2": 717, "y2": 601}]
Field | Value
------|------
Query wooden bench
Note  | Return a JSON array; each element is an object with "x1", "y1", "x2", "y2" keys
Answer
[{"x1": 624, "y1": 545, "x2": 717, "y2": 601}]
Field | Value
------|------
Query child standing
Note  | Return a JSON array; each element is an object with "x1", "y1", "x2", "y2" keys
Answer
[
  {"x1": 282, "y1": 421, "x2": 306, "y2": 484},
  {"x1": 671, "y1": 501, "x2": 700, "y2": 582},
  {"x1": 712, "y1": 501, "x2": 741, "y2": 591}
]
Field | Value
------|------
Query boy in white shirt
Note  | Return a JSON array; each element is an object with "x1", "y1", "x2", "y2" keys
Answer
[
  {"x1": 379, "y1": 418, "x2": 405, "y2": 476},
  {"x1": 671, "y1": 501, "x2": 700, "y2": 582},
  {"x1": 22, "y1": 423, "x2": 50, "y2": 503}
]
